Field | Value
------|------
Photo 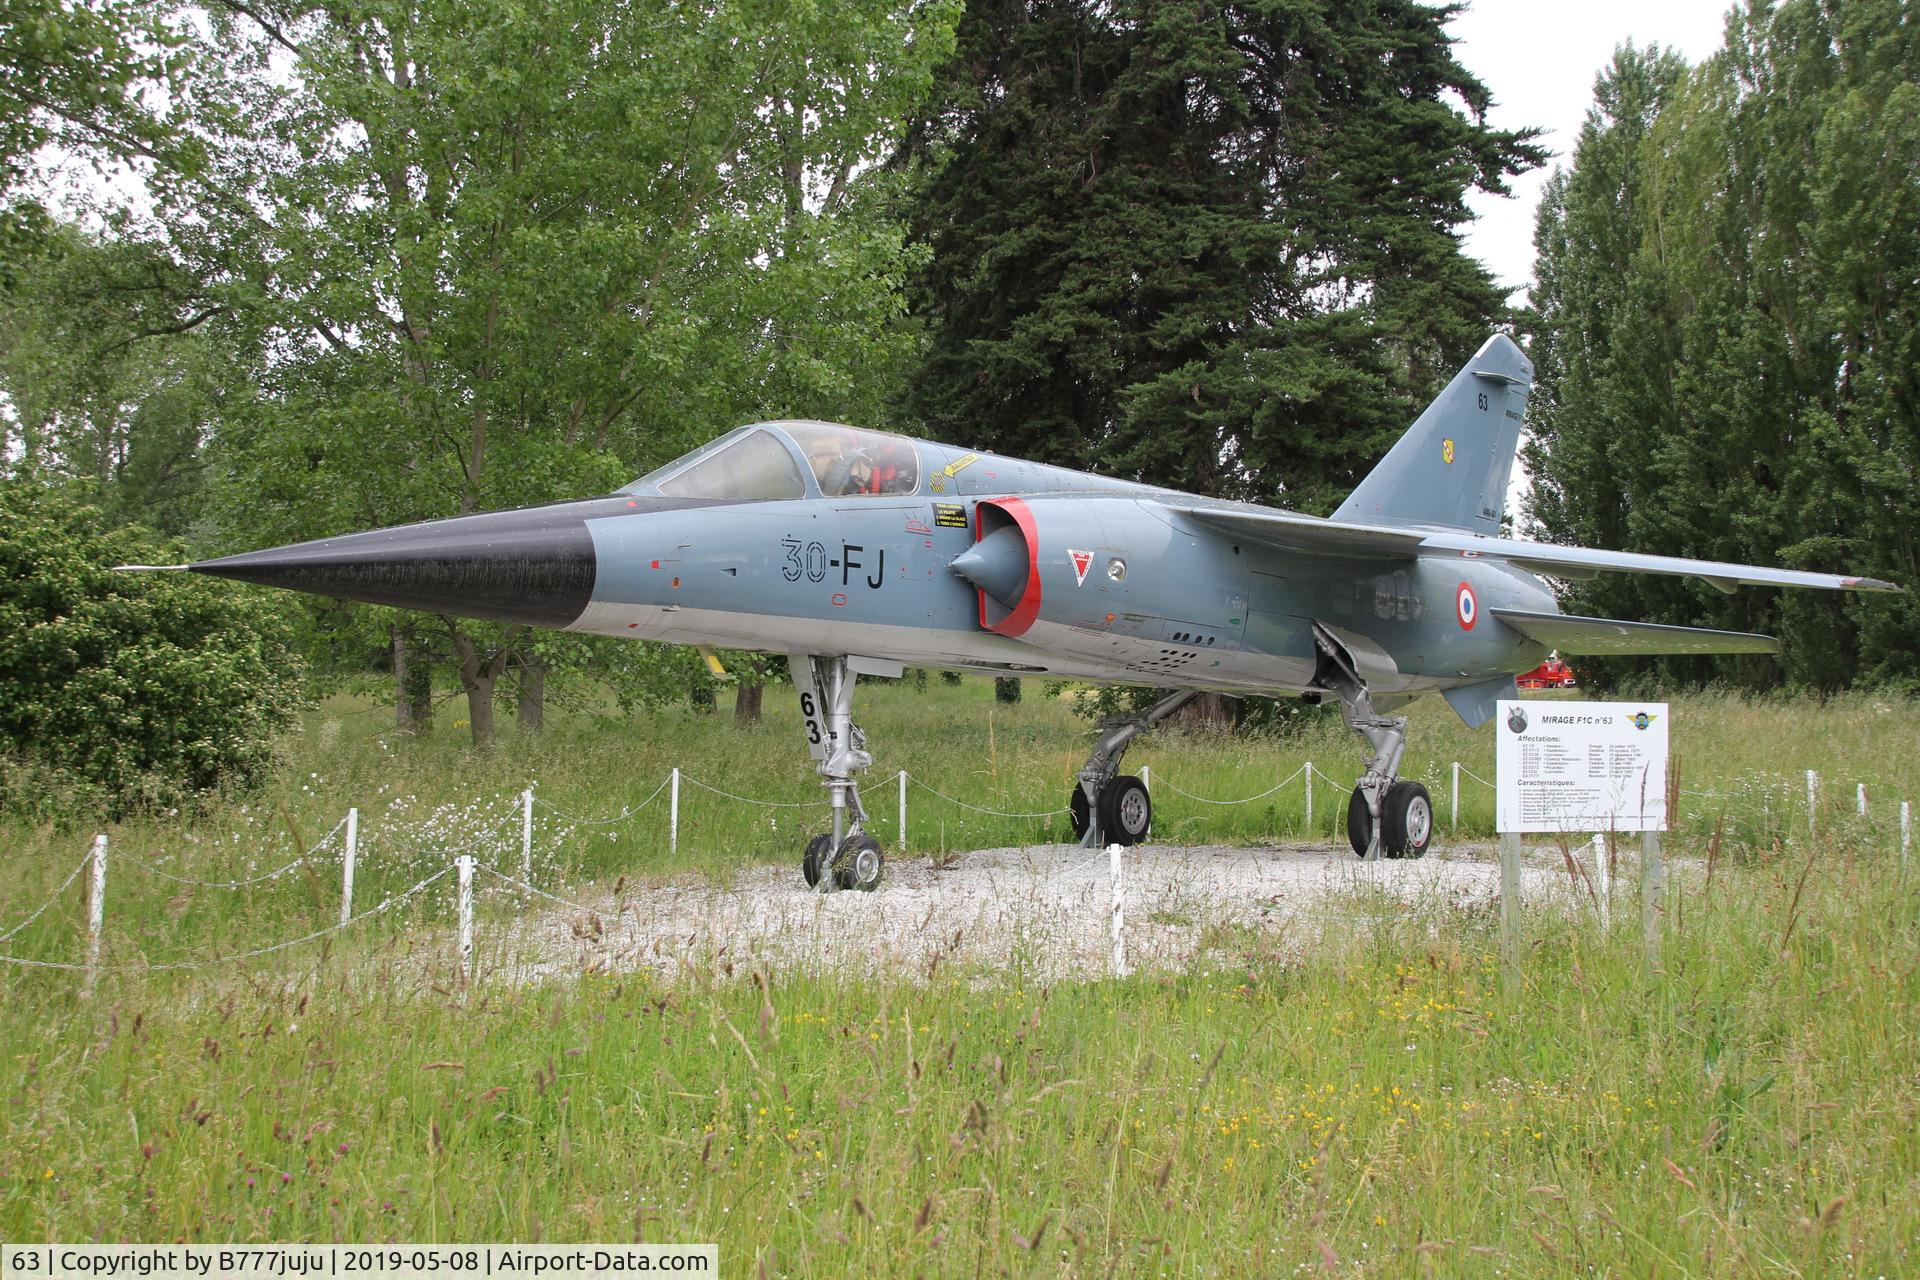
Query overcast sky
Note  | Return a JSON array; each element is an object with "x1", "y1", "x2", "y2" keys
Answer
[{"x1": 1446, "y1": 0, "x2": 1736, "y2": 300}]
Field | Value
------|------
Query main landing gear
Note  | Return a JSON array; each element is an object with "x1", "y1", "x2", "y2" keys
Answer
[
  {"x1": 1067, "y1": 689, "x2": 1200, "y2": 848},
  {"x1": 1313, "y1": 624, "x2": 1431, "y2": 860},
  {"x1": 792, "y1": 655, "x2": 885, "y2": 892}
]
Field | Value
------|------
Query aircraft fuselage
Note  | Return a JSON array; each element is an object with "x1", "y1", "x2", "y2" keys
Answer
[{"x1": 567, "y1": 483, "x2": 1554, "y2": 698}]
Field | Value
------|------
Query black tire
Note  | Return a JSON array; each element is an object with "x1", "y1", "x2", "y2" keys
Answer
[
  {"x1": 802, "y1": 833, "x2": 834, "y2": 888},
  {"x1": 1069, "y1": 785, "x2": 1093, "y2": 841},
  {"x1": 1380, "y1": 780, "x2": 1433, "y2": 859},
  {"x1": 1346, "y1": 787, "x2": 1372, "y2": 857},
  {"x1": 833, "y1": 832, "x2": 885, "y2": 892},
  {"x1": 1099, "y1": 775, "x2": 1152, "y2": 846}
]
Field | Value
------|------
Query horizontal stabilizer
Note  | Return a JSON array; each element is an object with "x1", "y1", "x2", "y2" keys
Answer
[
  {"x1": 1491, "y1": 609, "x2": 1779, "y2": 656},
  {"x1": 1158, "y1": 502, "x2": 1901, "y2": 595}
]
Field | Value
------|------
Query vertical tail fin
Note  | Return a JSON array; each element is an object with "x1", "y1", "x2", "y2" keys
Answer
[{"x1": 1331, "y1": 333, "x2": 1533, "y2": 535}]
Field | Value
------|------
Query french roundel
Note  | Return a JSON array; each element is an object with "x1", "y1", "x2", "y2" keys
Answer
[{"x1": 1456, "y1": 582, "x2": 1478, "y2": 630}]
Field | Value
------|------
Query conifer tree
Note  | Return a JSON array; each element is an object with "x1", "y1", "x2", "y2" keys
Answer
[{"x1": 901, "y1": 0, "x2": 1542, "y2": 512}]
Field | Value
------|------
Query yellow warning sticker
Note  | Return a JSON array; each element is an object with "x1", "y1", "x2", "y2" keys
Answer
[
  {"x1": 942, "y1": 452, "x2": 980, "y2": 479},
  {"x1": 1442, "y1": 437, "x2": 1455, "y2": 465}
]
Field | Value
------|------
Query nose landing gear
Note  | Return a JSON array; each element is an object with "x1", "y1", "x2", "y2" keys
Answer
[{"x1": 791, "y1": 654, "x2": 889, "y2": 891}]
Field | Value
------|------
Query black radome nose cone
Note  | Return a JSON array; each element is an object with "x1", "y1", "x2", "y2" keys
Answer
[{"x1": 192, "y1": 497, "x2": 635, "y2": 628}]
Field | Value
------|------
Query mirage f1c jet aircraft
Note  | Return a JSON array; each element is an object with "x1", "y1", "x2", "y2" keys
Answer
[{"x1": 178, "y1": 335, "x2": 1898, "y2": 890}]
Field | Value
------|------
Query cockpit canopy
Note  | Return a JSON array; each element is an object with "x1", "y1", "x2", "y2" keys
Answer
[
  {"x1": 624, "y1": 422, "x2": 922, "y2": 501},
  {"x1": 785, "y1": 422, "x2": 920, "y2": 496}
]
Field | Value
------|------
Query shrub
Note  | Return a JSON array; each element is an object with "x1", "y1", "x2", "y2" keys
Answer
[{"x1": 0, "y1": 481, "x2": 308, "y2": 818}]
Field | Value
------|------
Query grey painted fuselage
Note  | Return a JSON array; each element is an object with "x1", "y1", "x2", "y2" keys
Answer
[{"x1": 570, "y1": 425, "x2": 1552, "y2": 698}]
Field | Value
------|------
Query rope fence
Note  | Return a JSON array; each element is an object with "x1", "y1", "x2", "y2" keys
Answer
[
  {"x1": 536, "y1": 776, "x2": 672, "y2": 826},
  {"x1": 2, "y1": 761, "x2": 1908, "y2": 986},
  {"x1": 905, "y1": 774, "x2": 1066, "y2": 820},
  {"x1": 120, "y1": 815, "x2": 349, "y2": 889},
  {"x1": 0, "y1": 848, "x2": 92, "y2": 945},
  {"x1": 679, "y1": 775, "x2": 824, "y2": 808},
  {"x1": 1152, "y1": 764, "x2": 1306, "y2": 806},
  {"x1": 0, "y1": 865, "x2": 452, "y2": 975}
]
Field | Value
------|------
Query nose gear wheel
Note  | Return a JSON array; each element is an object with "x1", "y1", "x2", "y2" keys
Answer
[
  {"x1": 1068, "y1": 786, "x2": 1093, "y2": 842},
  {"x1": 802, "y1": 833, "x2": 835, "y2": 888},
  {"x1": 832, "y1": 832, "x2": 884, "y2": 891},
  {"x1": 791, "y1": 654, "x2": 890, "y2": 891},
  {"x1": 1346, "y1": 780, "x2": 1431, "y2": 859}
]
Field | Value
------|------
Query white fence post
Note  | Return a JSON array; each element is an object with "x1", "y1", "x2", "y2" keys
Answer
[
  {"x1": 1902, "y1": 801, "x2": 1911, "y2": 870},
  {"x1": 1109, "y1": 843, "x2": 1128, "y2": 979},
  {"x1": 1499, "y1": 831, "x2": 1521, "y2": 989},
  {"x1": 1857, "y1": 783, "x2": 1867, "y2": 817},
  {"x1": 84, "y1": 834, "x2": 107, "y2": 995},
  {"x1": 1140, "y1": 764, "x2": 1150, "y2": 792},
  {"x1": 669, "y1": 768, "x2": 680, "y2": 858},
  {"x1": 520, "y1": 788, "x2": 535, "y2": 890},
  {"x1": 1591, "y1": 834, "x2": 1610, "y2": 931},
  {"x1": 1451, "y1": 761, "x2": 1460, "y2": 836},
  {"x1": 898, "y1": 769, "x2": 907, "y2": 844},
  {"x1": 1807, "y1": 770, "x2": 1818, "y2": 837},
  {"x1": 455, "y1": 855, "x2": 474, "y2": 980},
  {"x1": 340, "y1": 808, "x2": 359, "y2": 926},
  {"x1": 1304, "y1": 763, "x2": 1314, "y2": 835}
]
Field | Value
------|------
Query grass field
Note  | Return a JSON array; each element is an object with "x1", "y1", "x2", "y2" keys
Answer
[{"x1": 2, "y1": 679, "x2": 1917, "y2": 1274}]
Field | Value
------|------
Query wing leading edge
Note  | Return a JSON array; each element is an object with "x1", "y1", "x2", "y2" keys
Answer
[{"x1": 1160, "y1": 502, "x2": 1901, "y2": 596}]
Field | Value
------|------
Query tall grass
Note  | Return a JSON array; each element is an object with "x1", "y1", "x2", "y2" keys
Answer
[
  {"x1": 1, "y1": 830, "x2": 1914, "y2": 1274},
  {"x1": 3, "y1": 682, "x2": 1916, "y2": 1269},
  {"x1": 1, "y1": 681, "x2": 1916, "y2": 972}
]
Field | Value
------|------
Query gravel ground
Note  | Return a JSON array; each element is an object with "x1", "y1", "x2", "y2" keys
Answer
[{"x1": 494, "y1": 839, "x2": 1618, "y2": 984}]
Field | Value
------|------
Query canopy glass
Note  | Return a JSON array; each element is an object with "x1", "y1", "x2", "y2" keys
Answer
[{"x1": 625, "y1": 422, "x2": 922, "y2": 500}]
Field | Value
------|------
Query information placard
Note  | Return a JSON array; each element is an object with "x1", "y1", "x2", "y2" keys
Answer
[{"x1": 1495, "y1": 700, "x2": 1668, "y2": 834}]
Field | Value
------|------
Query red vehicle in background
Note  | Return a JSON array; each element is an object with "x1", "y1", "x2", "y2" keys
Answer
[{"x1": 1518, "y1": 654, "x2": 1578, "y2": 690}]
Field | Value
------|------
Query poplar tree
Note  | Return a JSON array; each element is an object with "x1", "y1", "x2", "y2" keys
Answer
[{"x1": 1527, "y1": 0, "x2": 1918, "y2": 691}]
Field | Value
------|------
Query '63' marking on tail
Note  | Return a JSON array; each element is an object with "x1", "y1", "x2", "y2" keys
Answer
[{"x1": 782, "y1": 538, "x2": 888, "y2": 590}]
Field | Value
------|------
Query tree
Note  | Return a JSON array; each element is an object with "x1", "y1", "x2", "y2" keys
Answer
[
  {"x1": 0, "y1": 0, "x2": 190, "y2": 263},
  {"x1": 1, "y1": 223, "x2": 229, "y2": 534},
  {"x1": 733, "y1": 656, "x2": 775, "y2": 726},
  {"x1": 1525, "y1": 2, "x2": 1919, "y2": 692},
  {"x1": 1521, "y1": 45, "x2": 1700, "y2": 685},
  {"x1": 156, "y1": 0, "x2": 958, "y2": 744},
  {"x1": 0, "y1": 479, "x2": 306, "y2": 818},
  {"x1": 901, "y1": 0, "x2": 1542, "y2": 510}
]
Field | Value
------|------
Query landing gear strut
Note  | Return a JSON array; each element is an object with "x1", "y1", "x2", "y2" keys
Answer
[
  {"x1": 791, "y1": 655, "x2": 884, "y2": 891},
  {"x1": 1313, "y1": 624, "x2": 1431, "y2": 860},
  {"x1": 1068, "y1": 689, "x2": 1199, "y2": 847}
]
